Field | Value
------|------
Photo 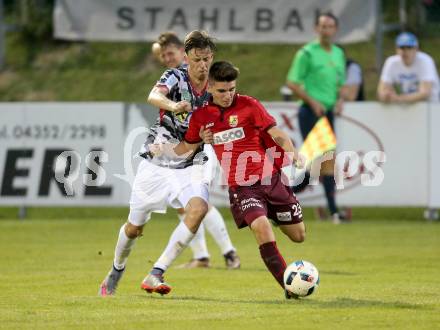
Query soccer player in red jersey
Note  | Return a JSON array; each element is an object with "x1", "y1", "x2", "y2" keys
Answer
[{"x1": 170, "y1": 61, "x2": 306, "y2": 297}]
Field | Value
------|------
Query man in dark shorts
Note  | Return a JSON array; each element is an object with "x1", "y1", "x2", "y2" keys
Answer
[
  {"x1": 286, "y1": 12, "x2": 348, "y2": 224},
  {"x1": 169, "y1": 61, "x2": 306, "y2": 297}
]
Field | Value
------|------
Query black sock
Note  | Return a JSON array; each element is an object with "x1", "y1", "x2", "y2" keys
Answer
[
  {"x1": 224, "y1": 250, "x2": 235, "y2": 260},
  {"x1": 292, "y1": 171, "x2": 311, "y2": 193},
  {"x1": 113, "y1": 264, "x2": 125, "y2": 272},
  {"x1": 197, "y1": 257, "x2": 209, "y2": 262},
  {"x1": 151, "y1": 267, "x2": 165, "y2": 276},
  {"x1": 322, "y1": 175, "x2": 338, "y2": 215}
]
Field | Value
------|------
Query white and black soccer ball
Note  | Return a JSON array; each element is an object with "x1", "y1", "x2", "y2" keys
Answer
[{"x1": 284, "y1": 260, "x2": 319, "y2": 298}]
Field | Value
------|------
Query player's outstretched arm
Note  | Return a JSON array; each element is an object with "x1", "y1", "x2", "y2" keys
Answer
[
  {"x1": 267, "y1": 126, "x2": 305, "y2": 168},
  {"x1": 177, "y1": 125, "x2": 207, "y2": 155}
]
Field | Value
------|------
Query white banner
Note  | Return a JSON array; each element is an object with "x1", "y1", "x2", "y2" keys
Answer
[
  {"x1": 0, "y1": 103, "x2": 125, "y2": 206},
  {"x1": 208, "y1": 102, "x2": 430, "y2": 207},
  {"x1": 0, "y1": 102, "x2": 438, "y2": 207},
  {"x1": 429, "y1": 104, "x2": 440, "y2": 208},
  {"x1": 54, "y1": 0, "x2": 376, "y2": 43}
]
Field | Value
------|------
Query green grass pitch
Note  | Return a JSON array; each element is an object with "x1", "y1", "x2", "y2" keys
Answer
[{"x1": 0, "y1": 207, "x2": 439, "y2": 329}]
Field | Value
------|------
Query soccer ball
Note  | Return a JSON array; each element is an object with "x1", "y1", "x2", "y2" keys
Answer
[{"x1": 284, "y1": 260, "x2": 319, "y2": 298}]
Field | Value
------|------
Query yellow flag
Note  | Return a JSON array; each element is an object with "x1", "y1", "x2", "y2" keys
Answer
[{"x1": 299, "y1": 117, "x2": 337, "y2": 167}]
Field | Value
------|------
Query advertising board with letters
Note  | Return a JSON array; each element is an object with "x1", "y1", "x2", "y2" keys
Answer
[
  {"x1": 54, "y1": 0, "x2": 376, "y2": 43},
  {"x1": 0, "y1": 102, "x2": 438, "y2": 208}
]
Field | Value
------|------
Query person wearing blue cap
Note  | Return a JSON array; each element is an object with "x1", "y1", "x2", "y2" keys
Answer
[
  {"x1": 377, "y1": 32, "x2": 439, "y2": 103},
  {"x1": 378, "y1": 32, "x2": 439, "y2": 221}
]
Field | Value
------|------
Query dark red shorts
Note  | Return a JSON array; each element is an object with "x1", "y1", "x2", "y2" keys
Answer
[{"x1": 228, "y1": 172, "x2": 303, "y2": 229}]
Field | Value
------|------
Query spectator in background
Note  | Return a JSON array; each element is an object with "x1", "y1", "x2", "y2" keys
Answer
[
  {"x1": 378, "y1": 32, "x2": 439, "y2": 103},
  {"x1": 378, "y1": 32, "x2": 440, "y2": 221},
  {"x1": 153, "y1": 32, "x2": 186, "y2": 69},
  {"x1": 280, "y1": 84, "x2": 294, "y2": 101},
  {"x1": 344, "y1": 52, "x2": 365, "y2": 101},
  {"x1": 150, "y1": 31, "x2": 240, "y2": 270},
  {"x1": 151, "y1": 41, "x2": 163, "y2": 64},
  {"x1": 281, "y1": 48, "x2": 365, "y2": 102},
  {"x1": 286, "y1": 12, "x2": 348, "y2": 224}
]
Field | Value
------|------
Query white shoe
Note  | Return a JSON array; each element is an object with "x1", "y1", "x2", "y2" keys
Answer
[
  {"x1": 332, "y1": 213, "x2": 342, "y2": 225},
  {"x1": 140, "y1": 273, "x2": 171, "y2": 295},
  {"x1": 176, "y1": 258, "x2": 210, "y2": 269}
]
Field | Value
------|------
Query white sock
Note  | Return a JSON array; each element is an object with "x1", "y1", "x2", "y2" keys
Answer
[
  {"x1": 113, "y1": 224, "x2": 136, "y2": 270},
  {"x1": 178, "y1": 213, "x2": 210, "y2": 259},
  {"x1": 203, "y1": 207, "x2": 235, "y2": 255},
  {"x1": 154, "y1": 222, "x2": 195, "y2": 271},
  {"x1": 188, "y1": 222, "x2": 210, "y2": 259}
]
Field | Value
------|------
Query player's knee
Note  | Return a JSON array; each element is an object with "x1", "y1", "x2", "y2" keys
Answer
[
  {"x1": 289, "y1": 229, "x2": 306, "y2": 243},
  {"x1": 125, "y1": 222, "x2": 143, "y2": 239},
  {"x1": 251, "y1": 217, "x2": 275, "y2": 243},
  {"x1": 187, "y1": 201, "x2": 209, "y2": 220},
  {"x1": 253, "y1": 219, "x2": 272, "y2": 234},
  {"x1": 294, "y1": 231, "x2": 306, "y2": 243}
]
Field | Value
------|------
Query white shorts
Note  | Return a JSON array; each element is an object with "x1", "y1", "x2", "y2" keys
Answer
[{"x1": 128, "y1": 160, "x2": 209, "y2": 226}]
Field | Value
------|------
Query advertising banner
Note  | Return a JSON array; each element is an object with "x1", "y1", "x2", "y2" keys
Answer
[
  {"x1": 54, "y1": 0, "x2": 376, "y2": 43},
  {"x1": 0, "y1": 102, "x2": 436, "y2": 207}
]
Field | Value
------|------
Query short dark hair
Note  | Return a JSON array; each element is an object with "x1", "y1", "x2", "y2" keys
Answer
[
  {"x1": 157, "y1": 31, "x2": 183, "y2": 48},
  {"x1": 209, "y1": 61, "x2": 239, "y2": 82},
  {"x1": 315, "y1": 12, "x2": 339, "y2": 27},
  {"x1": 184, "y1": 30, "x2": 217, "y2": 54}
]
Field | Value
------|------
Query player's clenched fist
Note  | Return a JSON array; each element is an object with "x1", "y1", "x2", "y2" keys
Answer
[
  {"x1": 172, "y1": 101, "x2": 192, "y2": 114},
  {"x1": 199, "y1": 126, "x2": 213, "y2": 144}
]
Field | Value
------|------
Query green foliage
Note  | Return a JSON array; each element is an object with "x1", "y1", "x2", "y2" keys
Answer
[
  {"x1": 0, "y1": 207, "x2": 439, "y2": 329},
  {"x1": 4, "y1": 0, "x2": 54, "y2": 66},
  {"x1": 19, "y1": 4, "x2": 52, "y2": 42},
  {"x1": 0, "y1": 39, "x2": 362, "y2": 101},
  {"x1": 2, "y1": 34, "x2": 439, "y2": 102}
]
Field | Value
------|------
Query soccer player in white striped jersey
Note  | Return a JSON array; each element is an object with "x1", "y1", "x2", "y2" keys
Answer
[
  {"x1": 152, "y1": 31, "x2": 240, "y2": 270},
  {"x1": 99, "y1": 30, "x2": 239, "y2": 297}
]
